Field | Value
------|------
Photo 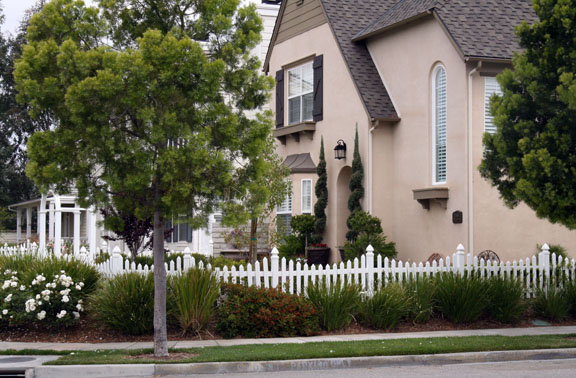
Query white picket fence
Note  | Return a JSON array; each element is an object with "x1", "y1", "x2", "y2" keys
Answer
[{"x1": 2, "y1": 242, "x2": 575, "y2": 297}]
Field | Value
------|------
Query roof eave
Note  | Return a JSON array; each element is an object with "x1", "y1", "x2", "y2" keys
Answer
[
  {"x1": 465, "y1": 56, "x2": 513, "y2": 64},
  {"x1": 352, "y1": 10, "x2": 433, "y2": 42}
]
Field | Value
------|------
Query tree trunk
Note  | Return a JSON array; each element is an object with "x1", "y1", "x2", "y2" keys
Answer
[
  {"x1": 249, "y1": 218, "x2": 258, "y2": 264},
  {"x1": 153, "y1": 198, "x2": 168, "y2": 357}
]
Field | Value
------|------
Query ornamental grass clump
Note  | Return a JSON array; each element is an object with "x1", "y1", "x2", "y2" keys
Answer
[
  {"x1": 485, "y1": 275, "x2": 525, "y2": 324},
  {"x1": 358, "y1": 283, "x2": 408, "y2": 330},
  {"x1": 434, "y1": 273, "x2": 488, "y2": 324},
  {"x1": 404, "y1": 276, "x2": 436, "y2": 324},
  {"x1": 532, "y1": 286, "x2": 570, "y2": 322},
  {"x1": 216, "y1": 284, "x2": 320, "y2": 338},
  {"x1": 90, "y1": 272, "x2": 154, "y2": 335},
  {"x1": 305, "y1": 279, "x2": 361, "y2": 331},
  {"x1": 169, "y1": 268, "x2": 220, "y2": 335}
]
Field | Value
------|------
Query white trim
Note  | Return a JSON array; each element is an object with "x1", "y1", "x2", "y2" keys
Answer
[
  {"x1": 301, "y1": 179, "x2": 313, "y2": 214},
  {"x1": 432, "y1": 64, "x2": 447, "y2": 185},
  {"x1": 484, "y1": 76, "x2": 502, "y2": 135}
]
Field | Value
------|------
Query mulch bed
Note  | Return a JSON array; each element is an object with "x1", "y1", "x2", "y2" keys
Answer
[{"x1": 2, "y1": 316, "x2": 576, "y2": 344}]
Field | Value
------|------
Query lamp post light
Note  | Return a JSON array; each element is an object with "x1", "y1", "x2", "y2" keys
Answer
[{"x1": 334, "y1": 139, "x2": 346, "y2": 160}]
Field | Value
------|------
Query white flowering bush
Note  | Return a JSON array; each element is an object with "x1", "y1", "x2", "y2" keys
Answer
[{"x1": 0, "y1": 268, "x2": 86, "y2": 327}]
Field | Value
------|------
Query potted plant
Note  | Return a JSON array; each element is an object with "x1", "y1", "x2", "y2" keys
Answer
[
  {"x1": 307, "y1": 243, "x2": 331, "y2": 266},
  {"x1": 290, "y1": 214, "x2": 331, "y2": 265}
]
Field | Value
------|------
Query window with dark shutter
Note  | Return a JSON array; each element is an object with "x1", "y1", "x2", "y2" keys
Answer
[
  {"x1": 276, "y1": 70, "x2": 284, "y2": 128},
  {"x1": 313, "y1": 55, "x2": 323, "y2": 122}
]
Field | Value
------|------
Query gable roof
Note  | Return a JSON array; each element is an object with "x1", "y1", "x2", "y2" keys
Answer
[{"x1": 353, "y1": 0, "x2": 537, "y2": 61}]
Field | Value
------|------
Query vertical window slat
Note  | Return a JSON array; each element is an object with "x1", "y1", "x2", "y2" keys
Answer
[
  {"x1": 434, "y1": 66, "x2": 447, "y2": 183},
  {"x1": 484, "y1": 77, "x2": 502, "y2": 135}
]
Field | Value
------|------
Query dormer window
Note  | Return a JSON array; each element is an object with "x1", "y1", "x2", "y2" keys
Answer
[{"x1": 288, "y1": 62, "x2": 314, "y2": 124}]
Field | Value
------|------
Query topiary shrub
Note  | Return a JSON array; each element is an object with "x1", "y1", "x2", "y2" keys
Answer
[
  {"x1": 216, "y1": 284, "x2": 320, "y2": 338},
  {"x1": 358, "y1": 283, "x2": 408, "y2": 330},
  {"x1": 434, "y1": 273, "x2": 488, "y2": 324},
  {"x1": 89, "y1": 272, "x2": 154, "y2": 335},
  {"x1": 305, "y1": 279, "x2": 361, "y2": 331},
  {"x1": 343, "y1": 211, "x2": 396, "y2": 261},
  {"x1": 169, "y1": 268, "x2": 220, "y2": 335},
  {"x1": 312, "y1": 138, "x2": 328, "y2": 244},
  {"x1": 346, "y1": 127, "x2": 364, "y2": 241}
]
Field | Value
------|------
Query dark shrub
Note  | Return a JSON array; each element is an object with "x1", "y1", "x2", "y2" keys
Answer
[
  {"x1": 404, "y1": 276, "x2": 436, "y2": 323},
  {"x1": 216, "y1": 284, "x2": 320, "y2": 338},
  {"x1": 532, "y1": 286, "x2": 570, "y2": 322},
  {"x1": 434, "y1": 273, "x2": 488, "y2": 324},
  {"x1": 485, "y1": 276, "x2": 525, "y2": 324},
  {"x1": 358, "y1": 283, "x2": 408, "y2": 330},
  {"x1": 305, "y1": 280, "x2": 361, "y2": 331},
  {"x1": 90, "y1": 272, "x2": 154, "y2": 335}
]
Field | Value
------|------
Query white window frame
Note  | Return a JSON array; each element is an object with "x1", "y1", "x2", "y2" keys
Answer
[
  {"x1": 287, "y1": 61, "x2": 314, "y2": 125},
  {"x1": 432, "y1": 64, "x2": 447, "y2": 185},
  {"x1": 301, "y1": 179, "x2": 313, "y2": 214},
  {"x1": 484, "y1": 76, "x2": 502, "y2": 135},
  {"x1": 276, "y1": 182, "x2": 293, "y2": 235}
]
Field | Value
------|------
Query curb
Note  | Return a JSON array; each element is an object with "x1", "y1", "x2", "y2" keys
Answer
[{"x1": 31, "y1": 348, "x2": 576, "y2": 377}]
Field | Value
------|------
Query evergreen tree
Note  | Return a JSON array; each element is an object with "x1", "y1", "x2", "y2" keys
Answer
[
  {"x1": 480, "y1": 0, "x2": 576, "y2": 229},
  {"x1": 312, "y1": 137, "x2": 327, "y2": 244},
  {"x1": 347, "y1": 126, "x2": 364, "y2": 241},
  {"x1": 17, "y1": 0, "x2": 274, "y2": 356}
]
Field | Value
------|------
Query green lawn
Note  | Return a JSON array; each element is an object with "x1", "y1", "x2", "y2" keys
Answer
[{"x1": 4, "y1": 334, "x2": 573, "y2": 365}]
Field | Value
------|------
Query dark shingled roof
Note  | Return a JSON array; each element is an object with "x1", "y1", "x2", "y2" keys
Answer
[
  {"x1": 283, "y1": 153, "x2": 317, "y2": 173},
  {"x1": 354, "y1": 0, "x2": 537, "y2": 60},
  {"x1": 319, "y1": 0, "x2": 399, "y2": 120}
]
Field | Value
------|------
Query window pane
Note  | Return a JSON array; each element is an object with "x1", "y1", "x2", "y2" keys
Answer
[
  {"x1": 164, "y1": 220, "x2": 173, "y2": 243},
  {"x1": 277, "y1": 214, "x2": 292, "y2": 236},
  {"x1": 435, "y1": 67, "x2": 447, "y2": 183},
  {"x1": 302, "y1": 92, "x2": 313, "y2": 121},
  {"x1": 302, "y1": 63, "x2": 313, "y2": 93},
  {"x1": 484, "y1": 77, "x2": 502, "y2": 135},
  {"x1": 288, "y1": 67, "x2": 301, "y2": 96},
  {"x1": 302, "y1": 179, "x2": 312, "y2": 213},
  {"x1": 288, "y1": 97, "x2": 301, "y2": 124}
]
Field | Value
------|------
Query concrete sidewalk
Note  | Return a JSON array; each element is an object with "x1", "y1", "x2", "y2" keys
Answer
[{"x1": 1, "y1": 325, "x2": 575, "y2": 351}]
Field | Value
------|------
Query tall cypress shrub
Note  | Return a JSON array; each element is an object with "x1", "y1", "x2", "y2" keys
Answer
[
  {"x1": 313, "y1": 137, "x2": 328, "y2": 244},
  {"x1": 347, "y1": 126, "x2": 364, "y2": 241}
]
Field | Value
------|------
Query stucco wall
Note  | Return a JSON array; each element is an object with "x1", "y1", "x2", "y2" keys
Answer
[
  {"x1": 269, "y1": 23, "x2": 372, "y2": 258},
  {"x1": 367, "y1": 17, "x2": 468, "y2": 261}
]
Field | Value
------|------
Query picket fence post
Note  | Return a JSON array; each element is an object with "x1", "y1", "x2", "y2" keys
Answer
[
  {"x1": 455, "y1": 244, "x2": 466, "y2": 275},
  {"x1": 538, "y1": 243, "x2": 551, "y2": 290},
  {"x1": 365, "y1": 244, "x2": 375, "y2": 293},
  {"x1": 111, "y1": 246, "x2": 123, "y2": 274},
  {"x1": 183, "y1": 247, "x2": 191, "y2": 271},
  {"x1": 271, "y1": 247, "x2": 279, "y2": 288}
]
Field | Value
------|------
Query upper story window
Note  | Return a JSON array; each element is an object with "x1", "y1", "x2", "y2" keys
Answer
[
  {"x1": 484, "y1": 77, "x2": 502, "y2": 135},
  {"x1": 433, "y1": 65, "x2": 447, "y2": 184},
  {"x1": 275, "y1": 55, "x2": 323, "y2": 131},
  {"x1": 301, "y1": 179, "x2": 312, "y2": 214},
  {"x1": 288, "y1": 62, "x2": 314, "y2": 124}
]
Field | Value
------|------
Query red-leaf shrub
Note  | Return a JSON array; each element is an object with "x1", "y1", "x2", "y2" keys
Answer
[{"x1": 216, "y1": 284, "x2": 320, "y2": 338}]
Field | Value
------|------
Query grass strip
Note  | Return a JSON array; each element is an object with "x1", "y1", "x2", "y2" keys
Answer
[{"x1": 25, "y1": 334, "x2": 576, "y2": 365}]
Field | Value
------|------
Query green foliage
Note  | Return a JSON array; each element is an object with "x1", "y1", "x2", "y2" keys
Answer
[
  {"x1": 404, "y1": 276, "x2": 436, "y2": 324},
  {"x1": 343, "y1": 211, "x2": 396, "y2": 260},
  {"x1": 168, "y1": 268, "x2": 220, "y2": 335},
  {"x1": 347, "y1": 126, "x2": 364, "y2": 241},
  {"x1": 434, "y1": 273, "x2": 488, "y2": 324},
  {"x1": 564, "y1": 280, "x2": 576, "y2": 318},
  {"x1": 90, "y1": 272, "x2": 155, "y2": 335},
  {"x1": 93, "y1": 251, "x2": 110, "y2": 265},
  {"x1": 277, "y1": 234, "x2": 305, "y2": 260},
  {"x1": 209, "y1": 256, "x2": 246, "y2": 269},
  {"x1": 216, "y1": 284, "x2": 320, "y2": 338},
  {"x1": 290, "y1": 214, "x2": 316, "y2": 239},
  {"x1": 358, "y1": 284, "x2": 408, "y2": 330},
  {"x1": 532, "y1": 286, "x2": 570, "y2": 322},
  {"x1": 312, "y1": 137, "x2": 328, "y2": 244},
  {"x1": 485, "y1": 276, "x2": 525, "y2": 324},
  {"x1": 480, "y1": 0, "x2": 576, "y2": 229},
  {"x1": 305, "y1": 280, "x2": 361, "y2": 331}
]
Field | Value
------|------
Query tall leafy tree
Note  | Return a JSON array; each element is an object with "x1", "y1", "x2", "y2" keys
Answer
[
  {"x1": 16, "y1": 0, "x2": 274, "y2": 356},
  {"x1": 312, "y1": 137, "x2": 327, "y2": 244},
  {"x1": 480, "y1": 0, "x2": 576, "y2": 229},
  {"x1": 347, "y1": 126, "x2": 364, "y2": 241}
]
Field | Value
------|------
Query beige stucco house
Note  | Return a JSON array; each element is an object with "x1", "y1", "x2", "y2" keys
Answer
[{"x1": 265, "y1": 0, "x2": 576, "y2": 262}]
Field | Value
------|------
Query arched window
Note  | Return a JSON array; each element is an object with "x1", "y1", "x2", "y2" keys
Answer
[{"x1": 433, "y1": 66, "x2": 447, "y2": 184}]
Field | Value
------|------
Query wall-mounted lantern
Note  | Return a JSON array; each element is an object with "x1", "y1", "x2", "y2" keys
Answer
[{"x1": 334, "y1": 139, "x2": 347, "y2": 160}]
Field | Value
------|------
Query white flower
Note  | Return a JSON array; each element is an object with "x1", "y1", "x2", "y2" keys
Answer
[
  {"x1": 59, "y1": 289, "x2": 71, "y2": 296},
  {"x1": 56, "y1": 310, "x2": 66, "y2": 319},
  {"x1": 3, "y1": 270, "x2": 12, "y2": 275},
  {"x1": 61, "y1": 295, "x2": 70, "y2": 303},
  {"x1": 20, "y1": 285, "x2": 26, "y2": 291},
  {"x1": 76, "y1": 303, "x2": 84, "y2": 311},
  {"x1": 1, "y1": 281, "x2": 9, "y2": 290},
  {"x1": 25, "y1": 299, "x2": 37, "y2": 313},
  {"x1": 37, "y1": 311, "x2": 46, "y2": 320},
  {"x1": 10, "y1": 281, "x2": 17, "y2": 287},
  {"x1": 78, "y1": 299, "x2": 83, "y2": 304},
  {"x1": 4, "y1": 294, "x2": 12, "y2": 302},
  {"x1": 73, "y1": 311, "x2": 80, "y2": 319},
  {"x1": 2, "y1": 309, "x2": 7, "y2": 315},
  {"x1": 75, "y1": 285, "x2": 82, "y2": 291},
  {"x1": 37, "y1": 301, "x2": 42, "y2": 306},
  {"x1": 79, "y1": 282, "x2": 84, "y2": 287},
  {"x1": 36, "y1": 294, "x2": 41, "y2": 300}
]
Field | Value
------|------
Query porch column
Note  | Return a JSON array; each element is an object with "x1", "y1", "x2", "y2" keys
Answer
[
  {"x1": 87, "y1": 206, "x2": 97, "y2": 260},
  {"x1": 16, "y1": 208, "x2": 22, "y2": 244},
  {"x1": 73, "y1": 204, "x2": 81, "y2": 256},
  {"x1": 48, "y1": 201, "x2": 55, "y2": 243},
  {"x1": 54, "y1": 196, "x2": 62, "y2": 257},
  {"x1": 26, "y1": 207, "x2": 32, "y2": 241},
  {"x1": 38, "y1": 195, "x2": 47, "y2": 253}
]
